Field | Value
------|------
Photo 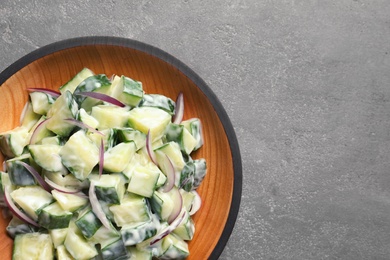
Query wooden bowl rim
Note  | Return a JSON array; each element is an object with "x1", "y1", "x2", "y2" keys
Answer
[{"x1": 0, "y1": 36, "x2": 242, "y2": 259}]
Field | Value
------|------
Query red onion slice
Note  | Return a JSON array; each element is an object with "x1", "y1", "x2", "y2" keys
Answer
[
  {"x1": 4, "y1": 187, "x2": 39, "y2": 227},
  {"x1": 17, "y1": 161, "x2": 51, "y2": 192},
  {"x1": 64, "y1": 118, "x2": 104, "y2": 136},
  {"x1": 44, "y1": 176, "x2": 82, "y2": 195},
  {"x1": 167, "y1": 188, "x2": 183, "y2": 224},
  {"x1": 172, "y1": 92, "x2": 184, "y2": 124},
  {"x1": 27, "y1": 88, "x2": 61, "y2": 97},
  {"x1": 99, "y1": 139, "x2": 104, "y2": 178},
  {"x1": 75, "y1": 92, "x2": 125, "y2": 107},
  {"x1": 189, "y1": 190, "x2": 202, "y2": 215},
  {"x1": 146, "y1": 129, "x2": 158, "y2": 165},
  {"x1": 29, "y1": 118, "x2": 51, "y2": 145},
  {"x1": 161, "y1": 155, "x2": 175, "y2": 192},
  {"x1": 150, "y1": 209, "x2": 186, "y2": 245},
  {"x1": 89, "y1": 182, "x2": 111, "y2": 230}
]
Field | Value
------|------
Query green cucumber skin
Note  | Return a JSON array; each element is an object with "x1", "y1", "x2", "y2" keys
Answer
[
  {"x1": 95, "y1": 185, "x2": 121, "y2": 205},
  {"x1": 121, "y1": 221, "x2": 158, "y2": 246},
  {"x1": 101, "y1": 238, "x2": 130, "y2": 260},
  {"x1": 139, "y1": 94, "x2": 175, "y2": 115},
  {"x1": 38, "y1": 212, "x2": 72, "y2": 230},
  {"x1": 193, "y1": 159, "x2": 207, "y2": 189},
  {"x1": 7, "y1": 157, "x2": 36, "y2": 186},
  {"x1": 75, "y1": 210, "x2": 102, "y2": 239},
  {"x1": 73, "y1": 74, "x2": 111, "y2": 100}
]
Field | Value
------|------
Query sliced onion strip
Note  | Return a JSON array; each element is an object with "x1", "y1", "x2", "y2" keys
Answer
[
  {"x1": 64, "y1": 118, "x2": 104, "y2": 136},
  {"x1": 4, "y1": 187, "x2": 39, "y2": 227},
  {"x1": 44, "y1": 176, "x2": 82, "y2": 194},
  {"x1": 161, "y1": 155, "x2": 175, "y2": 192},
  {"x1": 29, "y1": 118, "x2": 51, "y2": 145},
  {"x1": 146, "y1": 129, "x2": 158, "y2": 165},
  {"x1": 27, "y1": 88, "x2": 61, "y2": 97},
  {"x1": 167, "y1": 188, "x2": 183, "y2": 224},
  {"x1": 172, "y1": 92, "x2": 184, "y2": 124},
  {"x1": 75, "y1": 92, "x2": 125, "y2": 107},
  {"x1": 150, "y1": 209, "x2": 186, "y2": 245},
  {"x1": 17, "y1": 161, "x2": 51, "y2": 192},
  {"x1": 89, "y1": 182, "x2": 111, "y2": 230}
]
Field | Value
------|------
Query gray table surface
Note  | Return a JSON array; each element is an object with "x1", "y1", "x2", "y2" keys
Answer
[{"x1": 2, "y1": 1, "x2": 390, "y2": 259}]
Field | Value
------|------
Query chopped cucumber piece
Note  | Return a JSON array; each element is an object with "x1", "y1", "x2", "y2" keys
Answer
[
  {"x1": 77, "y1": 107, "x2": 99, "y2": 129},
  {"x1": 60, "y1": 130, "x2": 99, "y2": 180},
  {"x1": 64, "y1": 221, "x2": 98, "y2": 259},
  {"x1": 38, "y1": 202, "x2": 72, "y2": 229},
  {"x1": 29, "y1": 91, "x2": 56, "y2": 115},
  {"x1": 11, "y1": 186, "x2": 53, "y2": 220},
  {"x1": 51, "y1": 189, "x2": 88, "y2": 212},
  {"x1": 75, "y1": 207, "x2": 120, "y2": 247},
  {"x1": 115, "y1": 127, "x2": 146, "y2": 150},
  {"x1": 128, "y1": 106, "x2": 171, "y2": 141},
  {"x1": 6, "y1": 216, "x2": 38, "y2": 239},
  {"x1": 40, "y1": 135, "x2": 62, "y2": 145},
  {"x1": 29, "y1": 144, "x2": 64, "y2": 172},
  {"x1": 127, "y1": 246, "x2": 153, "y2": 260},
  {"x1": 149, "y1": 190, "x2": 174, "y2": 221},
  {"x1": 103, "y1": 141, "x2": 136, "y2": 173},
  {"x1": 109, "y1": 193, "x2": 150, "y2": 227},
  {"x1": 29, "y1": 116, "x2": 55, "y2": 144},
  {"x1": 173, "y1": 210, "x2": 195, "y2": 240},
  {"x1": 20, "y1": 101, "x2": 41, "y2": 131},
  {"x1": 155, "y1": 141, "x2": 185, "y2": 186},
  {"x1": 0, "y1": 126, "x2": 30, "y2": 158},
  {"x1": 49, "y1": 227, "x2": 68, "y2": 248},
  {"x1": 91, "y1": 105, "x2": 130, "y2": 130},
  {"x1": 165, "y1": 123, "x2": 197, "y2": 154},
  {"x1": 193, "y1": 158, "x2": 207, "y2": 189},
  {"x1": 74, "y1": 74, "x2": 112, "y2": 110},
  {"x1": 6, "y1": 154, "x2": 36, "y2": 186},
  {"x1": 13, "y1": 233, "x2": 54, "y2": 260},
  {"x1": 126, "y1": 163, "x2": 161, "y2": 198},
  {"x1": 92, "y1": 173, "x2": 126, "y2": 204},
  {"x1": 139, "y1": 94, "x2": 175, "y2": 115},
  {"x1": 121, "y1": 221, "x2": 158, "y2": 247},
  {"x1": 179, "y1": 161, "x2": 195, "y2": 192},
  {"x1": 101, "y1": 238, "x2": 130, "y2": 260},
  {"x1": 121, "y1": 214, "x2": 159, "y2": 246},
  {"x1": 180, "y1": 189, "x2": 196, "y2": 212},
  {"x1": 59, "y1": 67, "x2": 95, "y2": 94},
  {"x1": 181, "y1": 118, "x2": 204, "y2": 151},
  {"x1": 56, "y1": 244, "x2": 74, "y2": 260},
  {"x1": 111, "y1": 75, "x2": 144, "y2": 107},
  {"x1": 75, "y1": 208, "x2": 102, "y2": 239},
  {"x1": 87, "y1": 128, "x2": 116, "y2": 151},
  {"x1": 160, "y1": 233, "x2": 189, "y2": 259},
  {"x1": 0, "y1": 171, "x2": 13, "y2": 198},
  {"x1": 46, "y1": 90, "x2": 78, "y2": 137}
]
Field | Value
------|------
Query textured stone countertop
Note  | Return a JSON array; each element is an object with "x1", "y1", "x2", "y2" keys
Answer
[{"x1": 1, "y1": 1, "x2": 390, "y2": 259}]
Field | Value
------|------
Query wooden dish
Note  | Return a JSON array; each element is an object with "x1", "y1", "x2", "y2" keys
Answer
[{"x1": 0, "y1": 37, "x2": 242, "y2": 260}]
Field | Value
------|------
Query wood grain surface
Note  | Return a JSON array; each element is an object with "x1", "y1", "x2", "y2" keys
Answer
[{"x1": 0, "y1": 42, "x2": 238, "y2": 259}]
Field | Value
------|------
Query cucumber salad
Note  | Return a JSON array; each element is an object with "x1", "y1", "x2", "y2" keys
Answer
[{"x1": 0, "y1": 68, "x2": 206, "y2": 260}]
